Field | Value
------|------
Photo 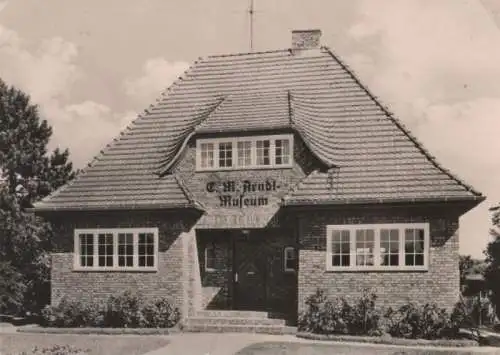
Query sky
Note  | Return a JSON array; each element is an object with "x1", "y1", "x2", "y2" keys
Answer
[{"x1": 0, "y1": 0, "x2": 499, "y2": 258}]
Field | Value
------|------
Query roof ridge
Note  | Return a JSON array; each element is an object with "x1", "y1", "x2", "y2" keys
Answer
[
  {"x1": 206, "y1": 48, "x2": 292, "y2": 59},
  {"x1": 321, "y1": 46, "x2": 483, "y2": 198}
]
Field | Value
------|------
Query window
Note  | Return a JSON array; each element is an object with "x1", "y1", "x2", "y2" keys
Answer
[
  {"x1": 256, "y1": 139, "x2": 271, "y2": 166},
  {"x1": 196, "y1": 134, "x2": 293, "y2": 171},
  {"x1": 237, "y1": 141, "x2": 252, "y2": 167},
  {"x1": 284, "y1": 247, "x2": 297, "y2": 272},
  {"x1": 204, "y1": 242, "x2": 227, "y2": 272},
  {"x1": 205, "y1": 243, "x2": 217, "y2": 271},
  {"x1": 200, "y1": 143, "x2": 215, "y2": 169},
  {"x1": 79, "y1": 234, "x2": 94, "y2": 267},
  {"x1": 98, "y1": 233, "x2": 113, "y2": 267},
  {"x1": 275, "y1": 139, "x2": 290, "y2": 166},
  {"x1": 404, "y1": 228, "x2": 425, "y2": 266},
  {"x1": 326, "y1": 223, "x2": 429, "y2": 271},
  {"x1": 355, "y1": 229, "x2": 375, "y2": 266},
  {"x1": 74, "y1": 228, "x2": 158, "y2": 271},
  {"x1": 218, "y1": 142, "x2": 233, "y2": 168}
]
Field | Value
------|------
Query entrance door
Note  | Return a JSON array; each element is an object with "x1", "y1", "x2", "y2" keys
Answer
[{"x1": 233, "y1": 234, "x2": 268, "y2": 310}]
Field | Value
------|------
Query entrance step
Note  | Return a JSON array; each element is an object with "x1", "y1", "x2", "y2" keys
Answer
[
  {"x1": 187, "y1": 316, "x2": 285, "y2": 327},
  {"x1": 183, "y1": 323, "x2": 296, "y2": 335},
  {"x1": 183, "y1": 310, "x2": 294, "y2": 334},
  {"x1": 196, "y1": 310, "x2": 269, "y2": 319}
]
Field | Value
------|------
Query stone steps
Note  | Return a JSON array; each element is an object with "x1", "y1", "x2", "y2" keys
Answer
[
  {"x1": 186, "y1": 316, "x2": 286, "y2": 326},
  {"x1": 183, "y1": 323, "x2": 296, "y2": 335},
  {"x1": 183, "y1": 310, "x2": 295, "y2": 334},
  {"x1": 196, "y1": 310, "x2": 270, "y2": 318}
]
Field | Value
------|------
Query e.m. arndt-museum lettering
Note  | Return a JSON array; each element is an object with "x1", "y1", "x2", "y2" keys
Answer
[{"x1": 206, "y1": 179, "x2": 279, "y2": 208}]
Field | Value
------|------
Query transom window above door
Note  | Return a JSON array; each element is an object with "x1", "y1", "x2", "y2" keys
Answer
[
  {"x1": 326, "y1": 223, "x2": 430, "y2": 271},
  {"x1": 196, "y1": 134, "x2": 293, "y2": 171}
]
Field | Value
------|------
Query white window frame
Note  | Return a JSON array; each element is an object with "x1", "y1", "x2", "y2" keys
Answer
[
  {"x1": 326, "y1": 223, "x2": 430, "y2": 272},
  {"x1": 196, "y1": 134, "x2": 293, "y2": 171},
  {"x1": 73, "y1": 228, "x2": 159, "y2": 272},
  {"x1": 284, "y1": 246, "x2": 297, "y2": 273}
]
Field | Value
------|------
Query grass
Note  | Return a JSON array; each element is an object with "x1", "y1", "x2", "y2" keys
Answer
[
  {"x1": 0, "y1": 333, "x2": 169, "y2": 355},
  {"x1": 234, "y1": 342, "x2": 481, "y2": 355}
]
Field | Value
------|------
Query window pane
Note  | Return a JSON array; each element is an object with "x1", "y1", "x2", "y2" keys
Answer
[
  {"x1": 380, "y1": 229, "x2": 399, "y2": 266},
  {"x1": 97, "y1": 233, "x2": 113, "y2": 267},
  {"x1": 138, "y1": 233, "x2": 155, "y2": 268},
  {"x1": 330, "y1": 230, "x2": 350, "y2": 267},
  {"x1": 355, "y1": 229, "x2": 374, "y2": 266},
  {"x1": 256, "y1": 140, "x2": 270, "y2": 165},
  {"x1": 404, "y1": 228, "x2": 425, "y2": 267},
  {"x1": 275, "y1": 139, "x2": 290, "y2": 165},
  {"x1": 200, "y1": 143, "x2": 214, "y2": 169},
  {"x1": 79, "y1": 234, "x2": 94, "y2": 267},
  {"x1": 218, "y1": 142, "x2": 233, "y2": 168},
  {"x1": 237, "y1": 141, "x2": 252, "y2": 167},
  {"x1": 118, "y1": 233, "x2": 134, "y2": 267},
  {"x1": 205, "y1": 243, "x2": 216, "y2": 269},
  {"x1": 284, "y1": 248, "x2": 296, "y2": 270}
]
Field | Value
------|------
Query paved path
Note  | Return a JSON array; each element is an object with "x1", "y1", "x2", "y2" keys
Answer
[
  {"x1": 143, "y1": 332, "x2": 500, "y2": 355},
  {"x1": 143, "y1": 333, "x2": 293, "y2": 355}
]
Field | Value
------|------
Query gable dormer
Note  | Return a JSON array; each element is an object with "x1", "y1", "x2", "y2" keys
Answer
[{"x1": 195, "y1": 134, "x2": 294, "y2": 172}]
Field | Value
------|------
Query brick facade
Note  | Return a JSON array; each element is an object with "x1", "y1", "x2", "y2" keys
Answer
[
  {"x1": 296, "y1": 204, "x2": 462, "y2": 313},
  {"x1": 45, "y1": 131, "x2": 468, "y2": 321},
  {"x1": 47, "y1": 210, "x2": 201, "y2": 318}
]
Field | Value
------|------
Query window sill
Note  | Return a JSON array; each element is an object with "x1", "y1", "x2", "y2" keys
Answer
[
  {"x1": 325, "y1": 266, "x2": 428, "y2": 273},
  {"x1": 72, "y1": 267, "x2": 158, "y2": 273},
  {"x1": 196, "y1": 165, "x2": 293, "y2": 173}
]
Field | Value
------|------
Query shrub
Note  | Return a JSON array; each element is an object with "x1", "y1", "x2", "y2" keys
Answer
[
  {"x1": 344, "y1": 290, "x2": 382, "y2": 336},
  {"x1": 41, "y1": 298, "x2": 102, "y2": 327},
  {"x1": 104, "y1": 291, "x2": 144, "y2": 328},
  {"x1": 142, "y1": 298, "x2": 180, "y2": 328},
  {"x1": 384, "y1": 303, "x2": 455, "y2": 340},
  {"x1": 298, "y1": 288, "x2": 382, "y2": 336},
  {"x1": 41, "y1": 291, "x2": 179, "y2": 328}
]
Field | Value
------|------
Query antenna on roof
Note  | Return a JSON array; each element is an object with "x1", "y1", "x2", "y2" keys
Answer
[{"x1": 249, "y1": 0, "x2": 255, "y2": 51}]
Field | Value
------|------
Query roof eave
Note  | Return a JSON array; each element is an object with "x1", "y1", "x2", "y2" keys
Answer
[
  {"x1": 29, "y1": 202, "x2": 204, "y2": 214},
  {"x1": 282, "y1": 195, "x2": 486, "y2": 208}
]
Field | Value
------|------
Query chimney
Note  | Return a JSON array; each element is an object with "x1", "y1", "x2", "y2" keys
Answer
[{"x1": 291, "y1": 29, "x2": 322, "y2": 49}]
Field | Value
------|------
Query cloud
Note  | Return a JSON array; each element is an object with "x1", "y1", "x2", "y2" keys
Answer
[
  {"x1": 347, "y1": 0, "x2": 500, "y2": 257},
  {"x1": 124, "y1": 57, "x2": 189, "y2": 104},
  {"x1": 45, "y1": 101, "x2": 136, "y2": 168},
  {"x1": 0, "y1": 21, "x2": 138, "y2": 169}
]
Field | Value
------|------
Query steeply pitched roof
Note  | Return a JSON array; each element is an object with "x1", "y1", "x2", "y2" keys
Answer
[
  {"x1": 195, "y1": 92, "x2": 292, "y2": 134},
  {"x1": 33, "y1": 47, "x2": 483, "y2": 212}
]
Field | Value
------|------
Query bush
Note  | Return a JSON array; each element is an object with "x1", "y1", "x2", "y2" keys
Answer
[
  {"x1": 298, "y1": 289, "x2": 382, "y2": 336},
  {"x1": 41, "y1": 298, "x2": 102, "y2": 327},
  {"x1": 41, "y1": 291, "x2": 179, "y2": 328},
  {"x1": 142, "y1": 298, "x2": 180, "y2": 328},
  {"x1": 104, "y1": 291, "x2": 144, "y2": 328},
  {"x1": 384, "y1": 303, "x2": 456, "y2": 340}
]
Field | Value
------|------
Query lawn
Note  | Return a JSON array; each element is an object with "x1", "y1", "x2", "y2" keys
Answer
[
  {"x1": 234, "y1": 342, "x2": 479, "y2": 355},
  {"x1": 0, "y1": 333, "x2": 169, "y2": 355}
]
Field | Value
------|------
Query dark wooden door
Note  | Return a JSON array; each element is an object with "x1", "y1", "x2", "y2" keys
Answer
[{"x1": 233, "y1": 236, "x2": 268, "y2": 310}]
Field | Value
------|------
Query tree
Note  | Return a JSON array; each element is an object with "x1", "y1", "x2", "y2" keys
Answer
[
  {"x1": 460, "y1": 255, "x2": 475, "y2": 285},
  {"x1": 483, "y1": 204, "x2": 500, "y2": 319},
  {"x1": 0, "y1": 79, "x2": 75, "y2": 314}
]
